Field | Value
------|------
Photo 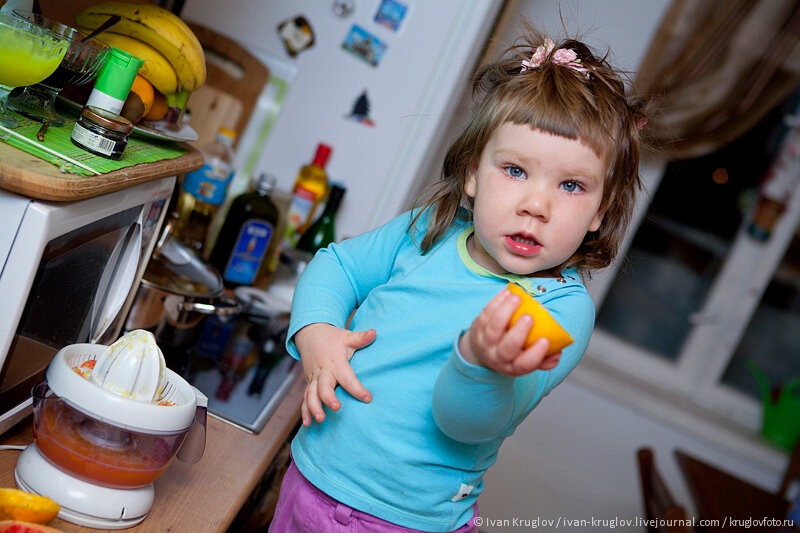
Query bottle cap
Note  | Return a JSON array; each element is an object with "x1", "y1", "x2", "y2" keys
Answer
[
  {"x1": 86, "y1": 47, "x2": 143, "y2": 113},
  {"x1": 255, "y1": 173, "x2": 276, "y2": 194},
  {"x1": 81, "y1": 105, "x2": 134, "y2": 134},
  {"x1": 312, "y1": 143, "x2": 332, "y2": 168},
  {"x1": 326, "y1": 183, "x2": 346, "y2": 211},
  {"x1": 217, "y1": 128, "x2": 237, "y2": 145},
  {"x1": 218, "y1": 127, "x2": 237, "y2": 139}
]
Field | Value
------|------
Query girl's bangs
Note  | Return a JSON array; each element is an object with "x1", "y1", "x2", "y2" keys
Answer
[{"x1": 490, "y1": 78, "x2": 617, "y2": 162}]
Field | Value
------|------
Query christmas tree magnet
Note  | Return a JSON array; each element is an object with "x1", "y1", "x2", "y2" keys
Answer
[{"x1": 347, "y1": 90, "x2": 375, "y2": 127}]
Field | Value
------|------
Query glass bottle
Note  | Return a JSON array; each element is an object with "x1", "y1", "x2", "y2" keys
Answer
[
  {"x1": 209, "y1": 174, "x2": 280, "y2": 288},
  {"x1": 296, "y1": 183, "x2": 346, "y2": 255},
  {"x1": 284, "y1": 143, "x2": 332, "y2": 245},
  {"x1": 172, "y1": 127, "x2": 237, "y2": 255}
]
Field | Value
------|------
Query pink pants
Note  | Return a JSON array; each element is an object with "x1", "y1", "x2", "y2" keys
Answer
[{"x1": 269, "y1": 460, "x2": 479, "y2": 533}]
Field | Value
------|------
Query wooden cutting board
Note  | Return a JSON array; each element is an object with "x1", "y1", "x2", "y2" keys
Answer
[
  {"x1": 0, "y1": 141, "x2": 203, "y2": 201},
  {"x1": 186, "y1": 22, "x2": 270, "y2": 149}
]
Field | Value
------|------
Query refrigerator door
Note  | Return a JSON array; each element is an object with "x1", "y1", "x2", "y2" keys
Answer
[{"x1": 181, "y1": 0, "x2": 503, "y2": 238}]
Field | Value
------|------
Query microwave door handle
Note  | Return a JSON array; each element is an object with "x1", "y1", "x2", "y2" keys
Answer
[{"x1": 90, "y1": 221, "x2": 142, "y2": 343}]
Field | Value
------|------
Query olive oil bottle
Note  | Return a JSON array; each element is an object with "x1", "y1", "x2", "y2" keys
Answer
[
  {"x1": 209, "y1": 174, "x2": 280, "y2": 287},
  {"x1": 284, "y1": 143, "x2": 332, "y2": 245}
]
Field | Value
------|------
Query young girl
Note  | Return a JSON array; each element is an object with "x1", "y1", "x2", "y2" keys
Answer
[{"x1": 271, "y1": 27, "x2": 646, "y2": 533}]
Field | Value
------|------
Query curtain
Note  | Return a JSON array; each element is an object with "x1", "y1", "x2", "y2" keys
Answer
[{"x1": 635, "y1": 0, "x2": 800, "y2": 160}]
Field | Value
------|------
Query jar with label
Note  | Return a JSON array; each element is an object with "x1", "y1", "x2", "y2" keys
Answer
[
  {"x1": 209, "y1": 174, "x2": 280, "y2": 287},
  {"x1": 70, "y1": 105, "x2": 133, "y2": 160}
]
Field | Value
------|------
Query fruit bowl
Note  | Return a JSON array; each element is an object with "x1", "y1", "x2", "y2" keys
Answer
[{"x1": 7, "y1": 9, "x2": 108, "y2": 126}]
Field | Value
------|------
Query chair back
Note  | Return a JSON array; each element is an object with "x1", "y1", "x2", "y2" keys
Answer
[
  {"x1": 637, "y1": 448, "x2": 692, "y2": 533},
  {"x1": 778, "y1": 438, "x2": 800, "y2": 498}
]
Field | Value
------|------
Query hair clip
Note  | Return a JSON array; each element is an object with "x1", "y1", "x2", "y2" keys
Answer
[
  {"x1": 521, "y1": 38, "x2": 590, "y2": 77},
  {"x1": 521, "y1": 39, "x2": 554, "y2": 71}
]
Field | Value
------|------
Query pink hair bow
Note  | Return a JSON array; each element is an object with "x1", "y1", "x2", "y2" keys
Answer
[{"x1": 521, "y1": 38, "x2": 589, "y2": 77}]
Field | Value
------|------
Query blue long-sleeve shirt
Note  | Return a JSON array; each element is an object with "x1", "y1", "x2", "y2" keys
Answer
[{"x1": 286, "y1": 209, "x2": 594, "y2": 531}]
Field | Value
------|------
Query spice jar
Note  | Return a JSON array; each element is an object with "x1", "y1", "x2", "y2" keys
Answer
[{"x1": 71, "y1": 105, "x2": 133, "y2": 160}]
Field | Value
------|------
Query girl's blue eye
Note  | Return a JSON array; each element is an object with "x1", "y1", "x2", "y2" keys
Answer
[
  {"x1": 561, "y1": 181, "x2": 582, "y2": 193},
  {"x1": 505, "y1": 165, "x2": 526, "y2": 179}
]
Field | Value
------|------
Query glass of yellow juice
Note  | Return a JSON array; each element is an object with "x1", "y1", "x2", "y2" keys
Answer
[
  {"x1": 0, "y1": 11, "x2": 67, "y2": 128},
  {"x1": 7, "y1": 10, "x2": 109, "y2": 127}
]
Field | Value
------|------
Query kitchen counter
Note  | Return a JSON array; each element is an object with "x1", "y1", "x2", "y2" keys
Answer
[
  {"x1": 0, "y1": 372, "x2": 303, "y2": 532},
  {"x1": 0, "y1": 124, "x2": 303, "y2": 531}
]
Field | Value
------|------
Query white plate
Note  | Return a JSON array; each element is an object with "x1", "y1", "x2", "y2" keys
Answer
[
  {"x1": 132, "y1": 119, "x2": 198, "y2": 142},
  {"x1": 57, "y1": 96, "x2": 198, "y2": 143}
]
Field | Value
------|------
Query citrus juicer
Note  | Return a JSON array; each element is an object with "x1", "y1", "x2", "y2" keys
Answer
[{"x1": 14, "y1": 330, "x2": 208, "y2": 529}]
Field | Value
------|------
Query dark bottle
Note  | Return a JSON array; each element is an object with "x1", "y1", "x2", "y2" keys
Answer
[
  {"x1": 295, "y1": 184, "x2": 346, "y2": 254},
  {"x1": 209, "y1": 174, "x2": 280, "y2": 287}
]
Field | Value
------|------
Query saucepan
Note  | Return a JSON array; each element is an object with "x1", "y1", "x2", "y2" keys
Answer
[{"x1": 125, "y1": 232, "x2": 241, "y2": 368}]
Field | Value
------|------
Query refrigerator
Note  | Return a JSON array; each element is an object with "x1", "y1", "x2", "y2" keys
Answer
[{"x1": 180, "y1": 0, "x2": 505, "y2": 239}]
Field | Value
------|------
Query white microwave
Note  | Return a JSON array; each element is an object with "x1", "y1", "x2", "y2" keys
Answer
[{"x1": 0, "y1": 177, "x2": 175, "y2": 435}]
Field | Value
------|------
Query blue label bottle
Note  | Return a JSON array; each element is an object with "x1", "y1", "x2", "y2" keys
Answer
[{"x1": 209, "y1": 174, "x2": 280, "y2": 287}]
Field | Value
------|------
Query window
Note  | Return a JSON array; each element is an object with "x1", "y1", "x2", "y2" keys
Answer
[{"x1": 586, "y1": 87, "x2": 800, "y2": 433}]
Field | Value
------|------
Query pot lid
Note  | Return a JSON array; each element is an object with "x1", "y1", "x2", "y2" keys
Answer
[{"x1": 143, "y1": 236, "x2": 223, "y2": 298}]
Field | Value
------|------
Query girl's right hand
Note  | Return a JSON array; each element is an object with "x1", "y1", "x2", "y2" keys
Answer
[
  {"x1": 294, "y1": 322, "x2": 376, "y2": 426},
  {"x1": 459, "y1": 289, "x2": 560, "y2": 376}
]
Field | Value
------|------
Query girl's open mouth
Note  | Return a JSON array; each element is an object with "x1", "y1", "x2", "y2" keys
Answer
[{"x1": 505, "y1": 234, "x2": 542, "y2": 256}]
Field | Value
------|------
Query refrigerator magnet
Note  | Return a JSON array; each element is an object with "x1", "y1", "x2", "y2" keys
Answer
[
  {"x1": 374, "y1": 0, "x2": 410, "y2": 32},
  {"x1": 346, "y1": 90, "x2": 375, "y2": 127},
  {"x1": 342, "y1": 24, "x2": 387, "y2": 67},
  {"x1": 278, "y1": 15, "x2": 315, "y2": 57},
  {"x1": 332, "y1": 0, "x2": 355, "y2": 18}
]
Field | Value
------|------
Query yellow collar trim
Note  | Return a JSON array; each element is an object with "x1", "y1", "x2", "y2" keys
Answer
[{"x1": 456, "y1": 227, "x2": 542, "y2": 295}]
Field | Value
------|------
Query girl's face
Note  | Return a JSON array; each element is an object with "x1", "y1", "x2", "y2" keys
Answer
[{"x1": 465, "y1": 123, "x2": 606, "y2": 276}]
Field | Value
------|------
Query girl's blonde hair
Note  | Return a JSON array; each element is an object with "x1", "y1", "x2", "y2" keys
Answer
[{"x1": 411, "y1": 26, "x2": 648, "y2": 274}]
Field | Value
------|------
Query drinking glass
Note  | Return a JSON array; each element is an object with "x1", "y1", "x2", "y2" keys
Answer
[
  {"x1": 0, "y1": 11, "x2": 67, "y2": 128},
  {"x1": 8, "y1": 10, "x2": 109, "y2": 127}
]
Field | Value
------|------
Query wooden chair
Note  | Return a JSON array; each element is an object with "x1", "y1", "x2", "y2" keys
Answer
[
  {"x1": 637, "y1": 448, "x2": 692, "y2": 533},
  {"x1": 778, "y1": 438, "x2": 800, "y2": 498},
  {"x1": 674, "y1": 447, "x2": 793, "y2": 532}
]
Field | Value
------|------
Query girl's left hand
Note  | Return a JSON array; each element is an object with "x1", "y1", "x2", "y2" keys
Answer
[{"x1": 459, "y1": 289, "x2": 561, "y2": 376}]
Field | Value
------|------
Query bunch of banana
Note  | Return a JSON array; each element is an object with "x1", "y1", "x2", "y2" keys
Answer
[{"x1": 75, "y1": 1, "x2": 205, "y2": 123}]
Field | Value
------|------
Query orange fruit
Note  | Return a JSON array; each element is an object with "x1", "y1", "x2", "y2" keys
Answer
[
  {"x1": 0, "y1": 520, "x2": 62, "y2": 532},
  {"x1": 144, "y1": 89, "x2": 168, "y2": 122},
  {"x1": 0, "y1": 489, "x2": 59, "y2": 525},
  {"x1": 129, "y1": 75, "x2": 154, "y2": 117},
  {"x1": 506, "y1": 283, "x2": 574, "y2": 355}
]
